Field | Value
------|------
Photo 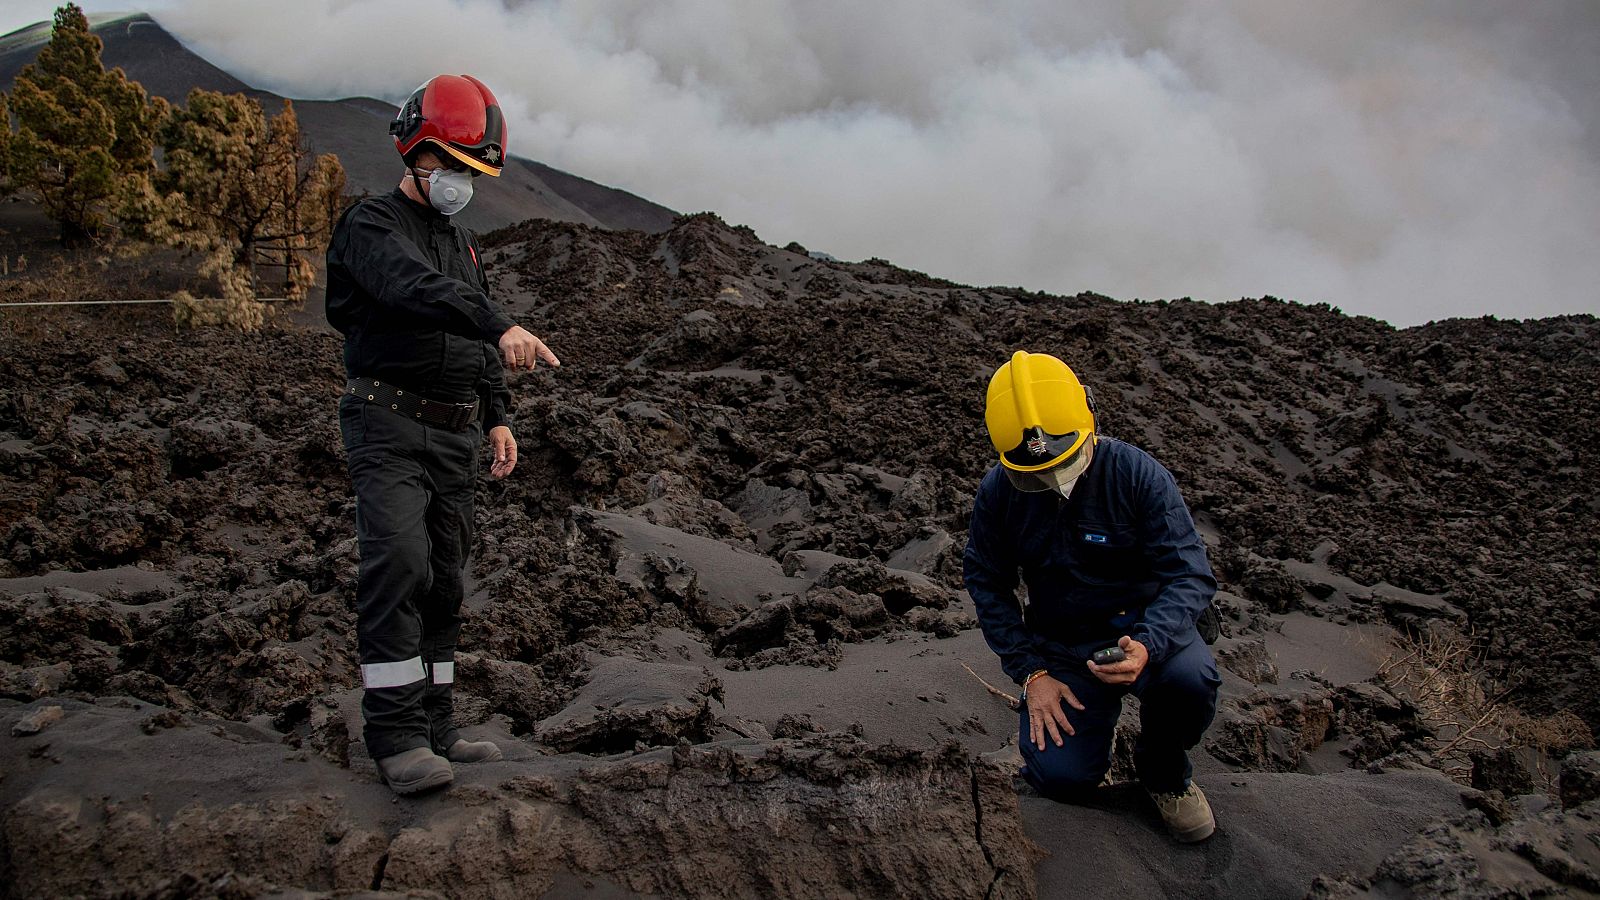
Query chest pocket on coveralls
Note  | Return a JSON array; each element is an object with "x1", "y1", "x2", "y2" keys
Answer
[{"x1": 1071, "y1": 520, "x2": 1141, "y2": 583}]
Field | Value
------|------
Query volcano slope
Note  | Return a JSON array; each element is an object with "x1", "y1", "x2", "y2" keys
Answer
[{"x1": 1, "y1": 211, "x2": 1597, "y2": 898}]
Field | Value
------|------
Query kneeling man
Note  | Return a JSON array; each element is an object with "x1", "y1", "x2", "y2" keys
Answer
[{"x1": 964, "y1": 350, "x2": 1220, "y2": 842}]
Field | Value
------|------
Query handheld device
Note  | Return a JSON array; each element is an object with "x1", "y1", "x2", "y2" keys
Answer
[{"x1": 1091, "y1": 646, "x2": 1126, "y2": 665}]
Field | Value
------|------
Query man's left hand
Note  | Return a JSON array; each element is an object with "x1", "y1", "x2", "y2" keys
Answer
[
  {"x1": 489, "y1": 425, "x2": 517, "y2": 479},
  {"x1": 1087, "y1": 635, "x2": 1149, "y2": 685}
]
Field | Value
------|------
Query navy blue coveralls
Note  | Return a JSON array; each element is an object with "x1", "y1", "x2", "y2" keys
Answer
[
  {"x1": 963, "y1": 436, "x2": 1221, "y2": 796},
  {"x1": 325, "y1": 189, "x2": 514, "y2": 761}
]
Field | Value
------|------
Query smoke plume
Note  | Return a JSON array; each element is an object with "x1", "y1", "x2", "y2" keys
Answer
[{"x1": 11, "y1": 0, "x2": 1600, "y2": 324}]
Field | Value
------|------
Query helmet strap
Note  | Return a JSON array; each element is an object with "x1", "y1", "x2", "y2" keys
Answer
[{"x1": 408, "y1": 164, "x2": 430, "y2": 204}]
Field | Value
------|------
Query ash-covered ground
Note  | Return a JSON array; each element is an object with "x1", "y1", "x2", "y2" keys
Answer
[{"x1": 1, "y1": 211, "x2": 1597, "y2": 898}]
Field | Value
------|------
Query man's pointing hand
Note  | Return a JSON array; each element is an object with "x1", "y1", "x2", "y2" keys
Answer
[{"x1": 499, "y1": 325, "x2": 560, "y2": 371}]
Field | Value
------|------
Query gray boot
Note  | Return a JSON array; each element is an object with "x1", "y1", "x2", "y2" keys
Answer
[
  {"x1": 445, "y1": 738, "x2": 503, "y2": 763},
  {"x1": 1148, "y1": 781, "x2": 1216, "y2": 843},
  {"x1": 376, "y1": 747, "x2": 453, "y2": 795}
]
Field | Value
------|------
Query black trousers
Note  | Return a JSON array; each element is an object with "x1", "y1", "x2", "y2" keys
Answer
[{"x1": 339, "y1": 394, "x2": 478, "y2": 760}]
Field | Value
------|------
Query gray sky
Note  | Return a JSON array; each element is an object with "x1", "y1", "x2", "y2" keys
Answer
[{"x1": 5, "y1": 0, "x2": 1599, "y2": 325}]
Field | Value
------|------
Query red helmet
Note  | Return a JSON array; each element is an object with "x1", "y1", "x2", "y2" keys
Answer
[{"x1": 390, "y1": 74, "x2": 507, "y2": 177}]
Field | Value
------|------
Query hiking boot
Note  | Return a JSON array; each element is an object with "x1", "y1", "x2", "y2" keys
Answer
[
  {"x1": 445, "y1": 738, "x2": 503, "y2": 763},
  {"x1": 375, "y1": 747, "x2": 453, "y2": 795},
  {"x1": 1149, "y1": 782, "x2": 1215, "y2": 843}
]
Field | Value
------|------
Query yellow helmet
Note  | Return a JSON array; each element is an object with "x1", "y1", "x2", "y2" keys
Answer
[{"x1": 984, "y1": 350, "x2": 1097, "y2": 492}]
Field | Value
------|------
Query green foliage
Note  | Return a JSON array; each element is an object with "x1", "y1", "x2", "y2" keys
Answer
[
  {"x1": 9, "y1": 4, "x2": 165, "y2": 245},
  {"x1": 127, "y1": 88, "x2": 345, "y2": 329}
]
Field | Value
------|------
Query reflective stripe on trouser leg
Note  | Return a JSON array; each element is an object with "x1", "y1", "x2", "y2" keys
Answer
[
  {"x1": 429, "y1": 661, "x2": 454, "y2": 684},
  {"x1": 362, "y1": 657, "x2": 427, "y2": 689}
]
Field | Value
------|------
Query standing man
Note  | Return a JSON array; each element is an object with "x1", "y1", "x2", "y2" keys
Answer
[
  {"x1": 964, "y1": 350, "x2": 1221, "y2": 842},
  {"x1": 326, "y1": 74, "x2": 559, "y2": 795}
]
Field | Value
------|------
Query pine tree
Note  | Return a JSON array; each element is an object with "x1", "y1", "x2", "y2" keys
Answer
[
  {"x1": 9, "y1": 4, "x2": 165, "y2": 245},
  {"x1": 130, "y1": 89, "x2": 345, "y2": 329}
]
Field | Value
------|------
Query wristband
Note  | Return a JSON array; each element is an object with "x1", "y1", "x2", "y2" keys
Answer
[{"x1": 1020, "y1": 668, "x2": 1050, "y2": 701}]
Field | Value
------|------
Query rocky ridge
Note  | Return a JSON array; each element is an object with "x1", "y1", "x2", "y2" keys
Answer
[{"x1": 1, "y1": 210, "x2": 1596, "y2": 897}]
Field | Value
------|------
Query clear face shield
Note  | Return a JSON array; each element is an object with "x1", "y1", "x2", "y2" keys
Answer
[{"x1": 1003, "y1": 435, "x2": 1095, "y2": 497}]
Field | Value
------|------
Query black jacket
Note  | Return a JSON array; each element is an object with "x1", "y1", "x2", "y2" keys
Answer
[{"x1": 326, "y1": 189, "x2": 514, "y2": 431}]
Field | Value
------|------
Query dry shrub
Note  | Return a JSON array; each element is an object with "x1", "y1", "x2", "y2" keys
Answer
[
  {"x1": 171, "y1": 286, "x2": 267, "y2": 331},
  {"x1": 1379, "y1": 626, "x2": 1593, "y2": 790},
  {"x1": 1505, "y1": 709, "x2": 1593, "y2": 764},
  {"x1": 0, "y1": 255, "x2": 101, "y2": 305},
  {"x1": 178, "y1": 246, "x2": 268, "y2": 330}
]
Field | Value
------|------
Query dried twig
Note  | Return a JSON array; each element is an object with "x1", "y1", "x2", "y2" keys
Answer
[
  {"x1": 961, "y1": 662, "x2": 1019, "y2": 710},
  {"x1": 1430, "y1": 682, "x2": 1518, "y2": 762}
]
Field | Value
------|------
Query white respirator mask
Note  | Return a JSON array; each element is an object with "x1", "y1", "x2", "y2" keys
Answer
[{"x1": 420, "y1": 167, "x2": 474, "y2": 215}]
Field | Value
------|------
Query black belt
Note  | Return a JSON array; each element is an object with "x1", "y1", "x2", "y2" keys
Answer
[{"x1": 347, "y1": 377, "x2": 479, "y2": 431}]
